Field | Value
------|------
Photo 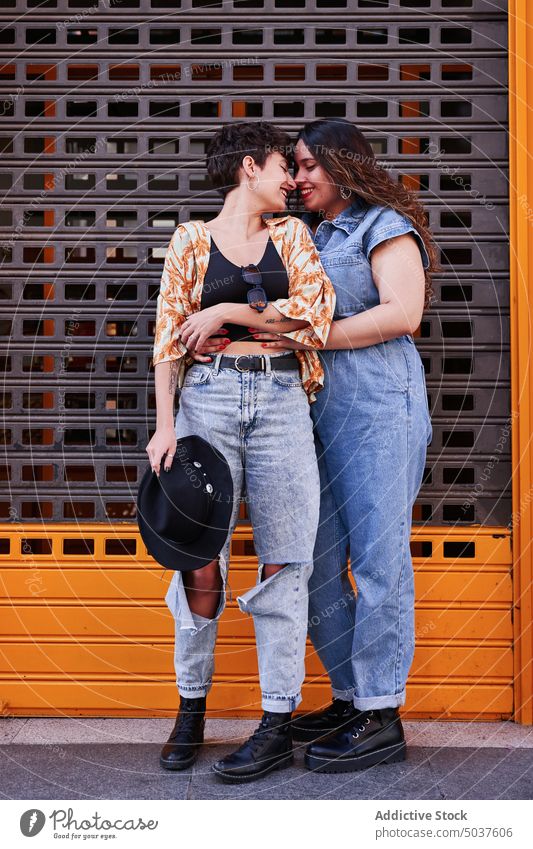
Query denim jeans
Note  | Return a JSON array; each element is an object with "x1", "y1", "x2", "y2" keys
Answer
[
  {"x1": 309, "y1": 337, "x2": 432, "y2": 709},
  {"x1": 165, "y1": 352, "x2": 320, "y2": 713}
]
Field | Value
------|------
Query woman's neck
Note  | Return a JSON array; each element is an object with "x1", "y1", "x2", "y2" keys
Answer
[
  {"x1": 322, "y1": 199, "x2": 353, "y2": 220},
  {"x1": 208, "y1": 192, "x2": 268, "y2": 239},
  {"x1": 306, "y1": 199, "x2": 353, "y2": 233}
]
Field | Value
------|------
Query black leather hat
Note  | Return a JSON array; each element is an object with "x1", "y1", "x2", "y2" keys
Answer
[{"x1": 136, "y1": 435, "x2": 234, "y2": 571}]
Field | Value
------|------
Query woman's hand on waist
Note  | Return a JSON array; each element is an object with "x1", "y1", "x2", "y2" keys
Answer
[
  {"x1": 248, "y1": 331, "x2": 312, "y2": 351},
  {"x1": 180, "y1": 304, "x2": 229, "y2": 351},
  {"x1": 186, "y1": 329, "x2": 230, "y2": 362}
]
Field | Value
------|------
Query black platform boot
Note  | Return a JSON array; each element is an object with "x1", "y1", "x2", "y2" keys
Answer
[
  {"x1": 212, "y1": 711, "x2": 293, "y2": 783},
  {"x1": 292, "y1": 699, "x2": 360, "y2": 743},
  {"x1": 159, "y1": 695, "x2": 206, "y2": 771},
  {"x1": 304, "y1": 707, "x2": 406, "y2": 773}
]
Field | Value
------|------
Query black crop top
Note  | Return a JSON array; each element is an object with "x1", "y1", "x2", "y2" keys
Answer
[{"x1": 200, "y1": 234, "x2": 290, "y2": 343}]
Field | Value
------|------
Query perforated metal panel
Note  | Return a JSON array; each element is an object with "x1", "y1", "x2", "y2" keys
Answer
[{"x1": 0, "y1": 0, "x2": 509, "y2": 527}]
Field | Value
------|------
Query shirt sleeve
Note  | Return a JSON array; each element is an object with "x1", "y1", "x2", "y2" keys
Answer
[
  {"x1": 269, "y1": 216, "x2": 336, "y2": 349},
  {"x1": 152, "y1": 225, "x2": 194, "y2": 367},
  {"x1": 363, "y1": 207, "x2": 431, "y2": 270}
]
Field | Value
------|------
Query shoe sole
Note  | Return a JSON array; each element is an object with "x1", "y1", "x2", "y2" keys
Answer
[
  {"x1": 212, "y1": 753, "x2": 294, "y2": 784},
  {"x1": 304, "y1": 741, "x2": 406, "y2": 773}
]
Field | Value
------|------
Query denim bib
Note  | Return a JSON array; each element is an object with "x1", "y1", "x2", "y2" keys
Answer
[
  {"x1": 304, "y1": 199, "x2": 433, "y2": 448},
  {"x1": 304, "y1": 200, "x2": 430, "y2": 320}
]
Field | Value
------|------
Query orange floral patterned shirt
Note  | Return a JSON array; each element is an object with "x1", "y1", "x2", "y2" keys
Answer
[{"x1": 152, "y1": 215, "x2": 336, "y2": 402}]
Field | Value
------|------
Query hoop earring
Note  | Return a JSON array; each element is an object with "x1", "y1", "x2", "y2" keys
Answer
[
  {"x1": 247, "y1": 175, "x2": 259, "y2": 191},
  {"x1": 340, "y1": 185, "x2": 352, "y2": 200}
]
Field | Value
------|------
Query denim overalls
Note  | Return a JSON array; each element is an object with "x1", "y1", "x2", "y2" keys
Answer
[{"x1": 303, "y1": 198, "x2": 432, "y2": 710}]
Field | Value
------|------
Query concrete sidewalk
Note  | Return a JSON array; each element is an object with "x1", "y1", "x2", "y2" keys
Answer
[{"x1": 1, "y1": 718, "x2": 532, "y2": 800}]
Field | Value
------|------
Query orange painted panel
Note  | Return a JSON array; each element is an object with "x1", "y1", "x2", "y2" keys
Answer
[
  {"x1": 0, "y1": 606, "x2": 174, "y2": 639},
  {"x1": 0, "y1": 567, "x2": 512, "y2": 605},
  {"x1": 0, "y1": 602, "x2": 512, "y2": 644},
  {"x1": 0, "y1": 568, "x2": 173, "y2": 601},
  {"x1": 0, "y1": 643, "x2": 513, "y2": 682},
  {"x1": 0, "y1": 525, "x2": 513, "y2": 718},
  {"x1": 0, "y1": 682, "x2": 513, "y2": 720},
  {"x1": 407, "y1": 646, "x2": 513, "y2": 680},
  {"x1": 415, "y1": 571, "x2": 512, "y2": 604},
  {"x1": 412, "y1": 608, "x2": 512, "y2": 642}
]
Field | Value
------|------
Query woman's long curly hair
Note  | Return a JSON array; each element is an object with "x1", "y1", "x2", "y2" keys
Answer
[{"x1": 296, "y1": 119, "x2": 439, "y2": 308}]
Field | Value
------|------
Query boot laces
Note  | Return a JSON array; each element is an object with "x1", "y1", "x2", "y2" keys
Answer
[
  {"x1": 242, "y1": 715, "x2": 287, "y2": 755},
  {"x1": 352, "y1": 710, "x2": 373, "y2": 739},
  {"x1": 170, "y1": 710, "x2": 201, "y2": 740}
]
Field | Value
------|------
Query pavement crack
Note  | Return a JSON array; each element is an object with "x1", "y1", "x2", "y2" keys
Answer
[{"x1": 427, "y1": 752, "x2": 446, "y2": 800}]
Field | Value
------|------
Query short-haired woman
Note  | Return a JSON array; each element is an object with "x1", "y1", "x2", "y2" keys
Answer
[{"x1": 146, "y1": 122, "x2": 335, "y2": 783}]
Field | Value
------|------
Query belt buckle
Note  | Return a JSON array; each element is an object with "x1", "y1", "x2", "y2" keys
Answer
[
  {"x1": 234, "y1": 354, "x2": 250, "y2": 372},
  {"x1": 234, "y1": 354, "x2": 266, "y2": 372}
]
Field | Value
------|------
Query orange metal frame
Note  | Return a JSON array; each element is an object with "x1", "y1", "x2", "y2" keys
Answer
[{"x1": 509, "y1": 0, "x2": 533, "y2": 725}]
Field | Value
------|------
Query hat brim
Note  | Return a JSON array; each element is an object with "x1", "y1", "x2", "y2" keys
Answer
[{"x1": 136, "y1": 435, "x2": 234, "y2": 572}]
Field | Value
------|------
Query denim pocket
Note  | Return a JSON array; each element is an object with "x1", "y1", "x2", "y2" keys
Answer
[
  {"x1": 321, "y1": 247, "x2": 364, "y2": 267},
  {"x1": 271, "y1": 370, "x2": 302, "y2": 388},
  {"x1": 370, "y1": 338, "x2": 410, "y2": 392},
  {"x1": 182, "y1": 365, "x2": 213, "y2": 387}
]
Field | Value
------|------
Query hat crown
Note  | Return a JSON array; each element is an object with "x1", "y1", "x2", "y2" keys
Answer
[
  {"x1": 136, "y1": 435, "x2": 234, "y2": 572},
  {"x1": 146, "y1": 455, "x2": 213, "y2": 544}
]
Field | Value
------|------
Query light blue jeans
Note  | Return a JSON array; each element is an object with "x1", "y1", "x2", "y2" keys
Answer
[
  {"x1": 165, "y1": 352, "x2": 320, "y2": 713},
  {"x1": 309, "y1": 336, "x2": 432, "y2": 710}
]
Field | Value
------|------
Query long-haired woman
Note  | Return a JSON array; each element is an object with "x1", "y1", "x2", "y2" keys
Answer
[{"x1": 194, "y1": 118, "x2": 437, "y2": 773}]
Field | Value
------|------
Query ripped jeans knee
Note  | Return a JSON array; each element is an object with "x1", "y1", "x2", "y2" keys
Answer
[
  {"x1": 165, "y1": 548, "x2": 229, "y2": 635},
  {"x1": 165, "y1": 548, "x2": 230, "y2": 699},
  {"x1": 237, "y1": 559, "x2": 313, "y2": 616}
]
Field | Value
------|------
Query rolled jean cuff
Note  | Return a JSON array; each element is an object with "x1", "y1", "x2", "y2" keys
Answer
[
  {"x1": 178, "y1": 683, "x2": 211, "y2": 699},
  {"x1": 262, "y1": 692, "x2": 302, "y2": 713},
  {"x1": 353, "y1": 689, "x2": 406, "y2": 710},
  {"x1": 332, "y1": 686, "x2": 356, "y2": 702}
]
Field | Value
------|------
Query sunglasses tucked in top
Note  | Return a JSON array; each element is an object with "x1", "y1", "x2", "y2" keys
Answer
[{"x1": 200, "y1": 232, "x2": 288, "y2": 343}]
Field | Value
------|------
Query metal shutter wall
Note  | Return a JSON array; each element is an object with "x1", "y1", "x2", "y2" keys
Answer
[{"x1": 0, "y1": 0, "x2": 509, "y2": 526}]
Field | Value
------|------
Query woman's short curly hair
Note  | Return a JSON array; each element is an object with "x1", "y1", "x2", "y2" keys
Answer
[{"x1": 206, "y1": 121, "x2": 293, "y2": 197}]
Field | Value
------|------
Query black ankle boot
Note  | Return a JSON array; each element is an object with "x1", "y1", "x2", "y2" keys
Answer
[
  {"x1": 292, "y1": 698, "x2": 360, "y2": 743},
  {"x1": 304, "y1": 707, "x2": 406, "y2": 773},
  {"x1": 212, "y1": 711, "x2": 294, "y2": 783},
  {"x1": 160, "y1": 696, "x2": 206, "y2": 771}
]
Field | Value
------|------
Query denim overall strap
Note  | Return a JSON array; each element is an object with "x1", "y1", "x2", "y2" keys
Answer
[{"x1": 349, "y1": 204, "x2": 389, "y2": 244}]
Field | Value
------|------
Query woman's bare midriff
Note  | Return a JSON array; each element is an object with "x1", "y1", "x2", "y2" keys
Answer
[{"x1": 223, "y1": 340, "x2": 292, "y2": 356}]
